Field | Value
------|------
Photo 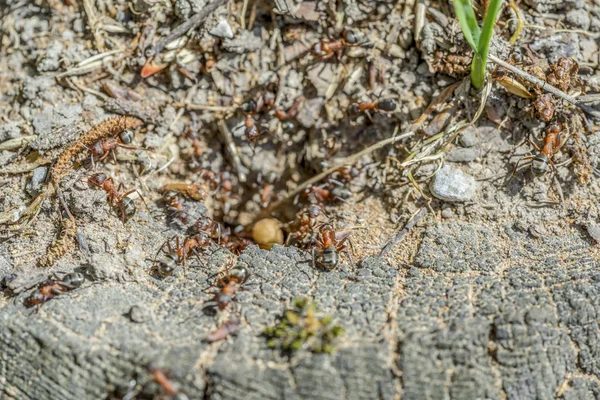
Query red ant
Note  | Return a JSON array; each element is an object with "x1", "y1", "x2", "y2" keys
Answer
[
  {"x1": 311, "y1": 28, "x2": 367, "y2": 60},
  {"x1": 207, "y1": 318, "x2": 241, "y2": 343},
  {"x1": 300, "y1": 182, "x2": 351, "y2": 205},
  {"x1": 286, "y1": 205, "x2": 323, "y2": 245},
  {"x1": 513, "y1": 122, "x2": 563, "y2": 176},
  {"x1": 312, "y1": 224, "x2": 353, "y2": 270},
  {"x1": 275, "y1": 96, "x2": 303, "y2": 121},
  {"x1": 83, "y1": 129, "x2": 136, "y2": 167},
  {"x1": 350, "y1": 99, "x2": 396, "y2": 113},
  {"x1": 260, "y1": 183, "x2": 274, "y2": 209},
  {"x1": 159, "y1": 182, "x2": 205, "y2": 201},
  {"x1": 24, "y1": 272, "x2": 84, "y2": 307},
  {"x1": 155, "y1": 235, "x2": 212, "y2": 276},
  {"x1": 242, "y1": 92, "x2": 276, "y2": 141},
  {"x1": 211, "y1": 265, "x2": 249, "y2": 311},
  {"x1": 88, "y1": 173, "x2": 146, "y2": 222}
]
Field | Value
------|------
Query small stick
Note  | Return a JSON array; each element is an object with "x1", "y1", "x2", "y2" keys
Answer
[
  {"x1": 488, "y1": 54, "x2": 600, "y2": 119},
  {"x1": 147, "y1": 0, "x2": 229, "y2": 57},
  {"x1": 378, "y1": 207, "x2": 427, "y2": 258},
  {"x1": 217, "y1": 119, "x2": 247, "y2": 182},
  {"x1": 268, "y1": 129, "x2": 415, "y2": 211}
]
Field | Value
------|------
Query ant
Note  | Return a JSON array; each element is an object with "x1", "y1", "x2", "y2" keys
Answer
[
  {"x1": 285, "y1": 205, "x2": 324, "y2": 245},
  {"x1": 210, "y1": 265, "x2": 249, "y2": 311},
  {"x1": 206, "y1": 318, "x2": 241, "y2": 343},
  {"x1": 513, "y1": 122, "x2": 563, "y2": 176},
  {"x1": 350, "y1": 99, "x2": 396, "y2": 113},
  {"x1": 275, "y1": 96, "x2": 303, "y2": 121},
  {"x1": 300, "y1": 181, "x2": 351, "y2": 205},
  {"x1": 312, "y1": 224, "x2": 353, "y2": 270},
  {"x1": 311, "y1": 28, "x2": 368, "y2": 60},
  {"x1": 260, "y1": 183, "x2": 274, "y2": 209},
  {"x1": 242, "y1": 92, "x2": 276, "y2": 141},
  {"x1": 155, "y1": 235, "x2": 212, "y2": 276},
  {"x1": 88, "y1": 173, "x2": 147, "y2": 222},
  {"x1": 83, "y1": 129, "x2": 136, "y2": 167},
  {"x1": 159, "y1": 182, "x2": 205, "y2": 201},
  {"x1": 24, "y1": 272, "x2": 84, "y2": 307}
]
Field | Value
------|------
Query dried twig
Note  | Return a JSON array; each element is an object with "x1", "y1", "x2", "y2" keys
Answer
[
  {"x1": 489, "y1": 54, "x2": 600, "y2": 119},
  {"x1": 217, "y1": 119, "x2": 247, "y2": 183},
  {"x1": 378, "y1": 207, "x2": 427, "y2": 258},
  {"x1": 148, "y1": 0, "x2": 229, "y2": 57}
]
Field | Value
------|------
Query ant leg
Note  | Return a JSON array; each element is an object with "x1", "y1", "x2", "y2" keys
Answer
[
  {"x1": 510, "y1": 155, "x2": 535, "y2": 179},
  {"x1": 528, "y1": 139, "x2": 541, "y2": 152},
  {"x1": 97, "y1": 151, "x2": 111, "y2": 163},
  {"x1": 111, "y1": 149, "x2": 118, "y2": 165}
]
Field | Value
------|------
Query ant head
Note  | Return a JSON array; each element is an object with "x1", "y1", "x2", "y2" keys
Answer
[
  {"x1": 120, "y1": 129, "x2": 135, "y2": 145},
  {"x1": 377, "y1": 99, "x2": 397, "y2": 112},
  {"x1": 242, "y1": 99, "x2": 257, "y2": 113},
  {"x1": 532, "y1": 154, "x2": 549, "y2": 175},
  {"x1": 89, "y1": 173, "x2": 108, "y2": 186},
  {"x1": 547, "y1": 122, "x2": 562, "y2": 135},
  {"x1": 349, "y1": 103, "x2": 360, "y2": 114}
]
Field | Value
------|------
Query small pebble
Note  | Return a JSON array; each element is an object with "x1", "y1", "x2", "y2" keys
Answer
[
  {"x1": 566, "y1": 9, "x2": 591, "y2": 30},
  {"x1": 129, "y1": 304, "x2": 153, "y2": 323},
  {"x1": 459, "y1": 128, "x2": 478, "y2": 147},
  {"x1": 210, "y1": 18, "x2": 234, "y2": 39},
  {"x1": 446, "y1": 148, "x2": 480, "y2": 163},
  {"x1": 587, "y1": 223, "x2": 600, "y2": 242},
  {"x1": 430, "y1": 165, "x2": 478, "y2": 202},
  {"x1": 25, "y1": 166, "x2": 48, "y2": 196}
]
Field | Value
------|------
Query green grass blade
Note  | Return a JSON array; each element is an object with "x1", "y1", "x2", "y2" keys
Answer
[
  {"x1": 476, "y1": 0, "x2": 503, "y2": 77},
  {"x1": 452, "y1": 0, "x2": 481, "y2": 51},
  {"x1": 471, "y1": 53, "x2": 485, "y2": 89}
]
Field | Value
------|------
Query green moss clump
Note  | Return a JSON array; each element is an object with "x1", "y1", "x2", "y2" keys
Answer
[{"x1": 264, "y1": 298, "x2": 344, "y2": 355}]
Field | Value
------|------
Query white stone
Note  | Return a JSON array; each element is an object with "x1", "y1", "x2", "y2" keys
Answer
[
  {"x1": 210, "y1": 19, "x2": 234, "y2": 39},
  {"x1": 430, "y1": 165, "x2": 478, "y2": 202}
]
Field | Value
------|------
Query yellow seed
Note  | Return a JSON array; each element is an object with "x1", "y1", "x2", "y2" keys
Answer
[{"x1": 252, "y1": 218, "x2": 284, "y2": 250}]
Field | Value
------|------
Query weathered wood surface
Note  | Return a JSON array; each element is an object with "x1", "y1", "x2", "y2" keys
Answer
[{"x1": 2, "y1": 222, "x2": 599, "y2": 399}]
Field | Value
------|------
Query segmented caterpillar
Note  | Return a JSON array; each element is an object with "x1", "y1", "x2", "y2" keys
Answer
[
  {"x1": 0, "y1": 116, "x2": 143, "y2": 225},
  {"x1": 51, "y1": 116, "x2": 143, "y2": 184}
]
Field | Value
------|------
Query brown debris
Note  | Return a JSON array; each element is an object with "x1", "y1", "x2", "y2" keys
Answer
[{"x1": 37, "y1": 218, "x2": 77, "y2": 267}]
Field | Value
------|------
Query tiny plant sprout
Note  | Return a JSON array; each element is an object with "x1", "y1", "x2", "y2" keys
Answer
[{"x1": 453, "y1": 0, "x2": 503, "y2": 89}]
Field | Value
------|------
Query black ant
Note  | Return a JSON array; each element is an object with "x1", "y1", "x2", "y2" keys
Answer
[{"x1": 88, "y1": 173, "x2": 147, "y2": 222}]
